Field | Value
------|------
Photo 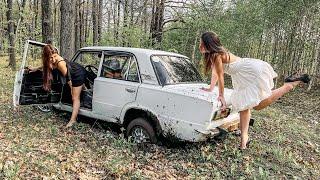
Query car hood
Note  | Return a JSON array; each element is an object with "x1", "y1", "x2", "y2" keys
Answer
[{"x1": 162, "y1": 83, "x2": 233, "y2": 106}]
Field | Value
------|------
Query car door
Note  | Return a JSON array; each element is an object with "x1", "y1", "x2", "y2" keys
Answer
[
  {"x1": 60, "y1": 50, "x2": 101, "y2": 105},
  {"x1": 92, "y1": 51, "x2": 141, "y2": 119},
  {"x1": 13, "y1": 40, "x2": 63, "y2": 106}
]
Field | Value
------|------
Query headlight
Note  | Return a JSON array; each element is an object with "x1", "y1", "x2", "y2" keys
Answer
[{"x1": 212, "y1": 108, "x2": 231, "y2": 121}]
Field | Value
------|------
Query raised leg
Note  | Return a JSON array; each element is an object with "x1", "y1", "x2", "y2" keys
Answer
[
  {"x1": 239, "y1": 109, "x2": 251, "y2": 149},
  {"x1": 65, "y1": 86, "x2": 82, "y2": 128},
  {"x1": 253, "y1": 81, "x2": 300, "y2": 111}
]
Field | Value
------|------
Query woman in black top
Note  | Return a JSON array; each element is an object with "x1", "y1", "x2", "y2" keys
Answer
[{"x1": 30, "y1": 44, "x2": 86, "y2": 128}]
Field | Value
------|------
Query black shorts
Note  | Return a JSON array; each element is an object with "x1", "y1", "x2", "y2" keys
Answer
[{"x1": 69, "y1": 62, "x2": 86, "y2": 87}]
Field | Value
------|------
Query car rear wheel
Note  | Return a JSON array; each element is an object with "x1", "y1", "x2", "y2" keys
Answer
[{"x1": 126, "y1": 118, "x2": 157, "y2": 144}]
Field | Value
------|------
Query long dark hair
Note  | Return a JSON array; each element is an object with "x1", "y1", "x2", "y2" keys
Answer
[
  {"x1": 200, "y1": 32, "x2": 227, "y2": 73},
  {"x1": 42, "y1": 44, "x2": 57, "y2": 91}
]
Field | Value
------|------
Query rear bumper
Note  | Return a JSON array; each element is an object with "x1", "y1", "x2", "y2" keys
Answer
[{"x1": 195, "y1": 113, "x2": 240, "y2": 140}]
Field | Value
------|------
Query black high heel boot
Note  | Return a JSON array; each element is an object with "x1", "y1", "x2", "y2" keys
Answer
[{"x1": 285, "y1": 73, "x2": 310, "y2": 84}]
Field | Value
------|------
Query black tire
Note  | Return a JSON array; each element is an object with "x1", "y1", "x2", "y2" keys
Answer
[{"x1": 126, "y1": 117, "x2": 157, "y2": 144}]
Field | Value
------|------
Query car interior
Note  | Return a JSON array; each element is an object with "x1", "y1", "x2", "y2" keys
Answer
[
  {"x1": 19, "y1": 68, "x2": 63, "y2": 105},
  {"x1": 101, "y1": 55, "x2": 139, "y2": 82},
  {"x1": 60, "y1": 51, "x2": 100, "y2": 110},
  {"x1": 19, "y1": 48, "x2": 139, "y2": 109}
]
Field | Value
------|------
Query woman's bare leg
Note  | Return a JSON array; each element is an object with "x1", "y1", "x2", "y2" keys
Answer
[
  {"x1": 239, "y1": 109, "x2": 251, "y2": 149},
  {"x1": 66, "y1": 86, "x2": 82, "y2": 128},
  {"x1": 253, "y1": 81, "x2": 300, "y2": 111}
]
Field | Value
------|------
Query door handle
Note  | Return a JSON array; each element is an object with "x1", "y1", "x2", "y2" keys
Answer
[{"x1": 125, "y1": 88, "x2": 136, "y2": 93}]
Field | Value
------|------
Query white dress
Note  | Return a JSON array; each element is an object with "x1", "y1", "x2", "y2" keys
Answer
[{"x1": 224, "y1": 58, "x2": 278, "y2": 112}]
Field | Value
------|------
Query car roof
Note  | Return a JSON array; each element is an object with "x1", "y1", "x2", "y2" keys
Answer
[{"x1": 80, "y1": 46, "x2": 188, "y2": 58}]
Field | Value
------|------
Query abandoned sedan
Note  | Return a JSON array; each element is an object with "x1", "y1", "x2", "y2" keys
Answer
[{"x1": 13, "y1": 40, "x2": 240, "y2": 143}]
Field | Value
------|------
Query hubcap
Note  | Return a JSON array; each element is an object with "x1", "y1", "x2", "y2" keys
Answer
[
  {"x1": 131, "y1": 126, "x2": 150, "y2": 143},
  {"x1": 37, "y1": 105, "x2": 52, "y2": 112}
]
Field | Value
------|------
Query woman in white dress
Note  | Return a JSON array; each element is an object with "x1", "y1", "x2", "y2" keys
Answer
[{"x1": 199, "y1": 31, "x2": 310, "y2": 149}]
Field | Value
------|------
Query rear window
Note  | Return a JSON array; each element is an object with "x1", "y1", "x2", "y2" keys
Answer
[{"x1": 151, "y1": 55, "x2": 203, "y2": 85}]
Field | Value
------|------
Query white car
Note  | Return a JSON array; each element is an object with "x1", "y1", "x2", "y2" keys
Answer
[{"x1": 13, "y1": 40, "x2": 240, "y2": 143}]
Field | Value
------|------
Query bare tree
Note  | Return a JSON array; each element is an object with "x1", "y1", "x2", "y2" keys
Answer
[
  {"x1": 150, "y1": 0, "x2": 165, "y2": 46},
  {"x1": 98, "y1": 0, "x2": 103, "y2": 44},
  {"x1": 74, "y1": 0, "x2": 80, "y2": 50},
  {"x1": 6, "y1": 0, "x2": 16, "y2": 70},
  {"x1": 60, "y1": 0, "x2": 75, "y2": 60},
  {"x1": 41, "y1": 0, "x2": 53, "y2": 43},
  {"x1": 92, "y1": 0, "x2": 98, "y2": 45}
]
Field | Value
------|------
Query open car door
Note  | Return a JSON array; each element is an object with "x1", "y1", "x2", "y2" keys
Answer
[{"x1": 13, "y1": 40, "x2": 63, "y2": 107}]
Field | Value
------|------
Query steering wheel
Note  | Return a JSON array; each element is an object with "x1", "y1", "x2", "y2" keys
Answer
[{"x1": 85, "y1": 65, "x2": 98, "y2": 74}]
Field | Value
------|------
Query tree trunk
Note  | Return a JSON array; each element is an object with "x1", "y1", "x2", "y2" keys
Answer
[
  {"x1": 60, "y1": 0, "x2": 75, "y2": 60},
  {"x1": 0, "y1": 10, "x2": 3, "y2": 53},
  {"x1": 98, "y1": 0, "x2": 103, "y2": 45},
  {"x1": 34, "y1": 0, "x2": 39, "y2": 40},
  {"x1": 130, "y1": 0, "x2": 134, "y2": 27},
  {"x1": 92, "y1": 0, "x2": 98, "y2": 45},
  {"x1": 123, "y1": 0, "x2": 128, "y2": 46},
  {"x1": 107, "y1": 7, "x2": 111, "y2": 32},
  {"x1": 150, "y1": 0, "x2": 165, "y2": 46},
  {"x1": 53, "y1": 0, "x2": 57, "y2": 43},
  {"x1": 80, "y1": 0, "x2": 85, "y2": 48},
  {"x1": 84, "y1": 0, "x2": 89, "y2": 46},
  {"x1": 74, "y1": 0, "x2": 80, "y2": 51},
  {"x1": 41, "y1": 0, "x2": 53, "y2": 43},
  {"x1": 116, "y1": 0, "x2": 121, "y2": 45},
  {"x1": 143, "y1": 0, "x2": 148, "y2": 34},
  {"x1": 6, "y1": 0, "x2": 16, "y2": 70}
]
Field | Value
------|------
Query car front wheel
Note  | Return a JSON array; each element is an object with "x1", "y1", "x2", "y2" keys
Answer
[
  {"x1": 126, "y1": 118, "x2": 157, "y2": 144},
  {"x1": 37, "y1": 105, "x2": 52, "y2": 112}
]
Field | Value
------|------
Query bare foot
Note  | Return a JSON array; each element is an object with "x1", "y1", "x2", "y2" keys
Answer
[
  {"x1": 240, "y1": 134, "x2": 249, "y2": 150},
  {"x1": 285, "y1": 81, "x2": 301, "y2": 90},
  {"x1": 65, "y1": 120, "x2": 77, "y2": 128}
]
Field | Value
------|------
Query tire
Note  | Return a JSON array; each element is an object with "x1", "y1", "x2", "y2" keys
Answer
[
  {"x1": 126, "y1": 117, "x2": 157, "y2": 144},
  {"x1": 36, "y1": 105, "x2": 52, "y2": 112}
]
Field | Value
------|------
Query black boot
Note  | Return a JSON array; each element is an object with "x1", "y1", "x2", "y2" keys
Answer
[{"x1": 285, "y1": 73, "x2": 310, "y2": 84}]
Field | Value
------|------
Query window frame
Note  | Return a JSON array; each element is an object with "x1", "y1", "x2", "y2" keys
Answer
[
  {"x1": 150, "y1": 54, "x2": 204, "y2": 86},
  {"x1": 100, "y1": 50, "x2": 141, "y2": 83},
  {"x1": 71, "y1": 50, "x2": 103, "y2": 72}
]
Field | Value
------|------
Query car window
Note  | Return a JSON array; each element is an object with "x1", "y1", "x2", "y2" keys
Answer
[
  {"x1": 151, "y1": 55, "x2": 203, "y2": 85},
  {"x1": 127, "y1": 60, "x2": 139, "y2": 82},
  {"x1": 74, "y1": 51, "x2": 101, "y2": 74},
  {"x1": 25, "y1": 45, "x2": 45, "y2": 67},
  {"x1": 101, "y1": 54, "x2": 139, "y2": 82}
]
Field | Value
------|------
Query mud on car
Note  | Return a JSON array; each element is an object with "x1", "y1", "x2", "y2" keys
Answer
[{"x1": 13, "y1": 40, "x2": 240, "y2": 143}]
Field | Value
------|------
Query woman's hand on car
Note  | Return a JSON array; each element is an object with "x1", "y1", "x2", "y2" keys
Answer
[
  {"x1": 200, "y1": 87, "x2": 213, "y2": 92},
  {"x1": 27, "y1": 66, "x2": 41, "y2": 72},
  {"x1": 27, "y1": 66, "x2": 36, "y2": 72}
]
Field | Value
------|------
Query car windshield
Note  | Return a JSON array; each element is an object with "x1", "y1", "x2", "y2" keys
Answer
[{"x1": 151, "y1": 55, "x2": 204, "y2": 85}]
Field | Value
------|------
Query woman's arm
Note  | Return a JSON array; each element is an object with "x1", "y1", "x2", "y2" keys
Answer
[
  {"x1": 214, "y1": 56, "x2": 226, "y2": 110},
  {"x1": 214, "y1": 56, "x2": 224, "y2": 96},
  {"x1": 209, "y1": 65, "x2": 218, "y2": 91},
  {"x1": 201, "y1": 64, "x2": 218, "y2": 92}
]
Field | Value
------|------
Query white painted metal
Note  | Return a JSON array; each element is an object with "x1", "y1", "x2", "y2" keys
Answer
[
  {"x1": 92, "y1": 77, "x2": 140, "y2": 119},
  {"x1": 13, "y1": 40, "x2": 47, "y2": 107}
]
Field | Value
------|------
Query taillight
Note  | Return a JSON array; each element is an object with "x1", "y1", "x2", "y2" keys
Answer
[{"x1": 212, "y1": 108, "x2": 231, "y2": 121}]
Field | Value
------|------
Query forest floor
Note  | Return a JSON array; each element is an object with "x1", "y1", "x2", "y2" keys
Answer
[{"x1": 0, "y1": 58, "x2": 319, "y2": 179}]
